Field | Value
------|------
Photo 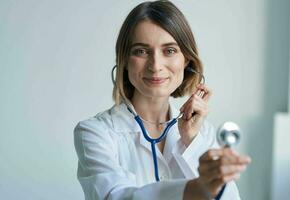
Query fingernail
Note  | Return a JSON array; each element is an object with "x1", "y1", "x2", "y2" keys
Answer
[
  {"x1": 199, "y1": 91, "x2": 205, "y2": 97},
  {"x1": 196, "y1": 90, "x2": 201, "y2": 96},
  {"x1": 240, "y1": 165, "x2": 246, "y2": 171}
]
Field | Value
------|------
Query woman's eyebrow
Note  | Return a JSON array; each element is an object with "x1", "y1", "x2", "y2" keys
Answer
[
  {"x1": 130, "y1": 42, "x2": 179, "y2": 48},
  {"x1": 130, "y1": 43, "x2": 150, "y2": 48},
  {"x1": 161, "y1": 42, "x2": 178, "y2": 47}
]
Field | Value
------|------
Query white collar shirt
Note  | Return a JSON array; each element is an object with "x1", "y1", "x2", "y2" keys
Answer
[{"x1": 74, "y1": 102, "x2": 241, "y2": 200}]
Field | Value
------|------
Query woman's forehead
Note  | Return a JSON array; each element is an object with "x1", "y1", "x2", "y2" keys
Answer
[{"x1": 130, "y1": 20, "x2": 177, "y2": 47}]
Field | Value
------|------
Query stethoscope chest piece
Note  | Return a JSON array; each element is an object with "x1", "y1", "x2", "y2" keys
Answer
[{"x1": 217, "y1": 121, "x2": 241, "y2": 147}]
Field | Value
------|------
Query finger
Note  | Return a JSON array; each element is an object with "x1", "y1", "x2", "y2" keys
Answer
[
  {"x1": 202, "y1": 90, "x2": 211, "y2": 103},
  {"x1": 200, "y1": 148, "x2": 233, "y2": 162},
  {"x1": 231, "y1": 155, "x2": 251, "y2": 165},
  {"x1": 199, "y1": 154, "x2": 250, "y2": 183},
  {"x1": 199, "y1": 149, "x2": 224, "y2": 162},
  {"x1": 184, "y1": 103, "x2": 205, "y2": 120},
  {"x1": 195, "y1": 89, "x2": 205, "y2": 98},
  {"x1": 199, "y1": 154, "x2": 248, "y2": 176},
  {"x1": 183, "y1": 95, "x2": 208, "y2": 120},
  {"x1": 195, "y1": 84, "x2": 212, "y2": 102},
  {"x1": 198, "y1": 164, "x2": 221, "y2": 182},
  {"x1": 214, "y1": 171, "x2": 241, "y2": 184},
  {"x1": 196, "y1": 84, "x2": 211, "y2": 93},
  {"x1": 183, "y1": 99, "x2": 200, "y2": 120},
  {"x1": 199, "y1": 156, "x2": 233, "y2": 172},
  {"x1": 180, "y1": 85, "x2": 211, "y2": 112},
  {"x1": 212, "y1": 164, "x2": 247, "y2": 179},
  {"x1": 180, "y1": 96, "x2": 195, "y2": 119},
  {"x1": 201, "y1": 148, "x2": 251, "y2": 165},
  {"x1": 180, "y1": 93, "x2": 195, "y2": 112},
  {"x1": 199, "y1": 153, "x2": 247, "y2": 178},
  {"x1": 221, "y1": 149, "x2": 252, "y2": 165},
  {"x1": 199, "y1": 165, "x2": 239, "y2": 183},
  {"x1": 181, "y1": 86, "x2": 206, "y2": 111}
]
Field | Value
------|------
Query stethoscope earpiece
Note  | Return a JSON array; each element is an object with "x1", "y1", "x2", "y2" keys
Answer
[{"x1": 186, "y1": 66, "x2": 205, "y2": 85}]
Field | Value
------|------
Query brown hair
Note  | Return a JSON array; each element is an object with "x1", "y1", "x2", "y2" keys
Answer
[{"x1": 113, "y1": 0, "x2": 203, "y2": 104}]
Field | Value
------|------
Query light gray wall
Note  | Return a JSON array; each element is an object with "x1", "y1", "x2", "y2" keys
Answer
[{"x1": 0, "y1": 0, "x2": 289, "y2": 199}]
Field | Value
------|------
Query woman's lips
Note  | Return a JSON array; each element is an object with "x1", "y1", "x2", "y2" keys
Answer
[{"x1": 143, "y1": 77, "x2": 168, "y2": 85}]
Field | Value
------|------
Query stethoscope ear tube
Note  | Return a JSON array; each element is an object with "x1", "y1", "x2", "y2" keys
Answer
[{"x1": 111, "y1": 65, "x2": 117, "y2": 86}]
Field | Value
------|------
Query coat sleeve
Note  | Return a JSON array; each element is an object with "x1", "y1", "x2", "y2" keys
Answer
[
  {"x1": 74, "y1": 119, "x2": 188, "y2": 200},
  {"x1": 171, "y1": 120, "x2": 242, "y2": 200}
]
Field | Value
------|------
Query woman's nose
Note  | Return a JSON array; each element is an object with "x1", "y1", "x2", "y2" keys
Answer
[{"x1": 147, "y1": 52, "x2": 163, "y2": 72}]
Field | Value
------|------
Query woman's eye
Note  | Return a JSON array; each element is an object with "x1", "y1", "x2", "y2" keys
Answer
[
  {"x1": 165, "y1": 48, "x2": 177, "y2": 55},
  {"x1": 132, "y1": 49, "x2": 149, "y2": 56}
]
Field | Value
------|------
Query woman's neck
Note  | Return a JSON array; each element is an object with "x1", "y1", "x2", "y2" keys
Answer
[{"x1": 131, "y1": 92, "x2": 170, "y2": 124}]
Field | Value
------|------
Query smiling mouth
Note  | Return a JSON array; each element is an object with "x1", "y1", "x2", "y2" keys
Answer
[{"x1": 143, "y1": 77, "x2": 168, "y2": 85}]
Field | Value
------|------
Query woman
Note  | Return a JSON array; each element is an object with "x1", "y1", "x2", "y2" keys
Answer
[{"x1": 74, "y1": 1, "x2": 251, "y2": 199}]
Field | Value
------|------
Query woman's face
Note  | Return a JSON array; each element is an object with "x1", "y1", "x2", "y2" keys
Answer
[{"x1": 127, "y1": 20, "x2": 188, "y2": 100}]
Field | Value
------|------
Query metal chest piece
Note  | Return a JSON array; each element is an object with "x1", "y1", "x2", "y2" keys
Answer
[{"x1": 217, "y1": 121, "x2": 241, "y2": 147}]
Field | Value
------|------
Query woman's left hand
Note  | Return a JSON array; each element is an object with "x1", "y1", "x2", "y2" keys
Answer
[{"x1": 178, "y1": 84, "x2": 212, "y2": 147}]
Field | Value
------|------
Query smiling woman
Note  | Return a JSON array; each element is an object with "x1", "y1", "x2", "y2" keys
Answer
[
  {"x1": 113, "y1": 1, "x2": 204, "y2": 104},
  {"x1": 73, "y1": 1, "x2": 251, "y2": 200}
]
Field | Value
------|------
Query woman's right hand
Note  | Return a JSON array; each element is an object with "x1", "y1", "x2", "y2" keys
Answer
[
  {"x1": 197, "y1": 148, "x2": 251, "y2": 197},
  {"x1": 183, "y1": 148, "x2": 251, "y2": 200}
]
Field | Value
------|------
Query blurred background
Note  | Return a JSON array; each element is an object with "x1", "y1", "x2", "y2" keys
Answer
[{"x1": 0, "y1": 0, "x2": 289, "y2": 199}]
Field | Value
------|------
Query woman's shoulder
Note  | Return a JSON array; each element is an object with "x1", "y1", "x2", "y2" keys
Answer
[
  {"x1": 74, "y1": 104, "x2": 120, "y2": 135},
  {"x1": 73, "y1": 105, "x2": 123, "y2": 156},
  {"x1": 74, "y1": 103, "x2": 132, "y2": 136}
]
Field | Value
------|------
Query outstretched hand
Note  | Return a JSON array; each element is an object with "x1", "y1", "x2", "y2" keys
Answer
[{"x1": 197, "y1": 148, "x2": 251, "y2": 197}]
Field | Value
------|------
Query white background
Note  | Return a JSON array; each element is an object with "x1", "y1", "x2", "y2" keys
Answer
[{"x1": 0, "y1": 0, "x2": 289, "y2": 199}]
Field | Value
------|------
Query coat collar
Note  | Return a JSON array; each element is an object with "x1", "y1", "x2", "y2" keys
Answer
[
  {"x1": 110, "y1": 101, "x2": 180, "y2": 133},
  {"x1": 109, "y1": 102, "x2": 140, "y2": 132},
  {"x1": 110, "y1": 101, "x2": 181, "y2": 165}
]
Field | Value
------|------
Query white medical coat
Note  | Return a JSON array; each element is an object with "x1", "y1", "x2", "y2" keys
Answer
[{"x1": 74, "y1": 102, "x2": 241, "y2": 200}]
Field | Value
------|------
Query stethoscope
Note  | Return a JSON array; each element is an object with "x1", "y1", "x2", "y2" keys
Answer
[
  {"x1": 111, "y1": 65, "x2": 241, "y2": 199},
  {"x1": 215, "y1": 121, "x2": 241, "y2": 199}
]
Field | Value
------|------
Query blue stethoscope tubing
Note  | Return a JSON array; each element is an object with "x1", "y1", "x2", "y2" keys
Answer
[{"x1": 134, "y1": 113, "x2": 178, "y2": 181}]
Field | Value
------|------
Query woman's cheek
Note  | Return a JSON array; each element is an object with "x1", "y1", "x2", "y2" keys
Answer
[
  {"x1": 128, "y1": 56, "x2": 145, "y2": 69},
  {"x1": 168, "y1": 59, "x2": 185, "y2": 77}
]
